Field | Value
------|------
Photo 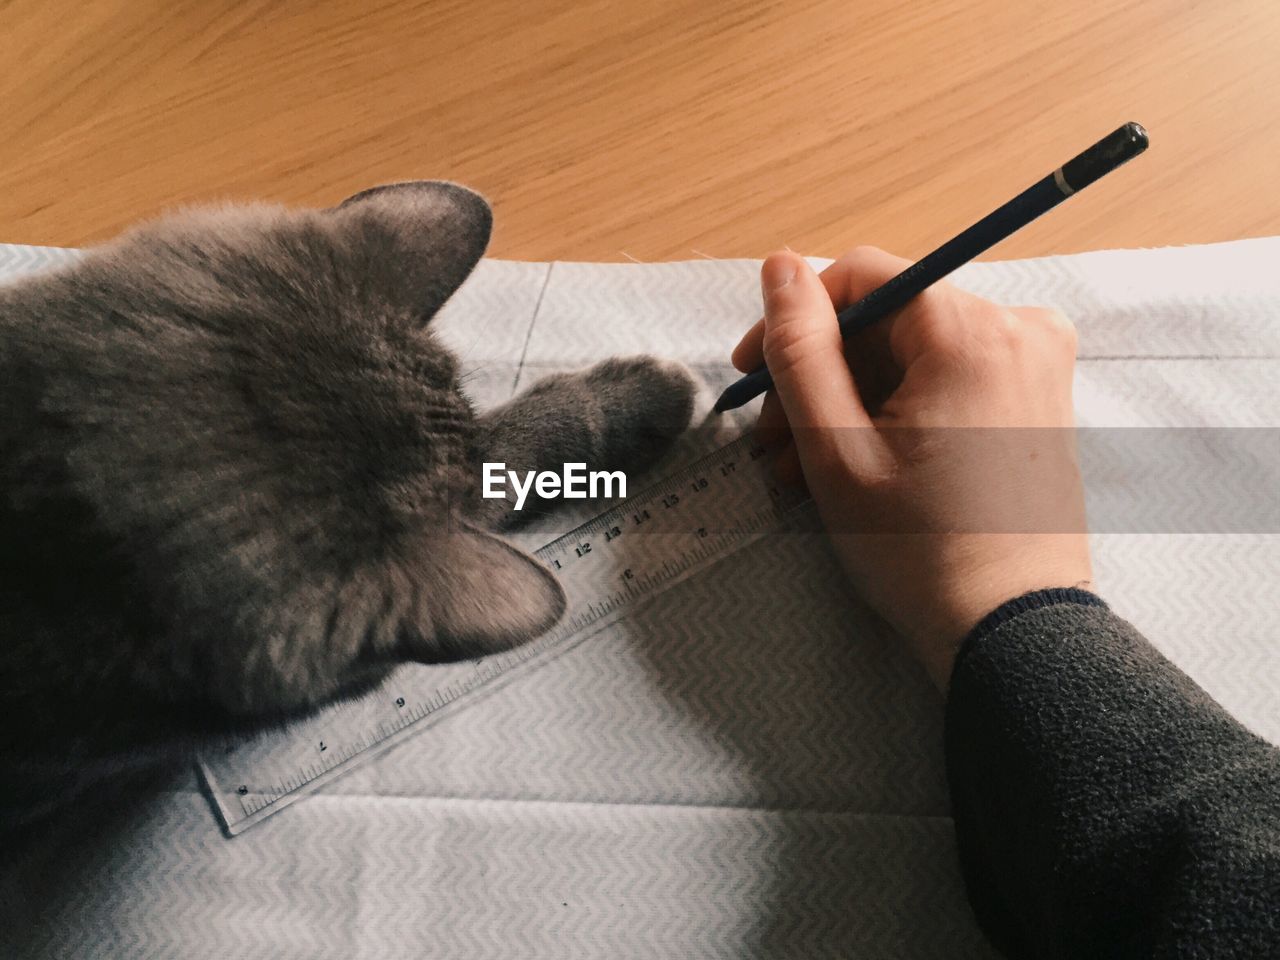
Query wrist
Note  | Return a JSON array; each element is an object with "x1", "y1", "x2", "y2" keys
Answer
[{"x1": 906, "y1": 538, "x2": 1094, "y2": 690}]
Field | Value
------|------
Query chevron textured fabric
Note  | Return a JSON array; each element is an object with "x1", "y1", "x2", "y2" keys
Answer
[{"x1": 3, "y1": 239, "x2": 1279, "y2": 958}]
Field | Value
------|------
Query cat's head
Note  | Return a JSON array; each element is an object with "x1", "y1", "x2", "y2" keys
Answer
[{"x1": 4, "y1": 181, "x2": 564, "y2": 717}]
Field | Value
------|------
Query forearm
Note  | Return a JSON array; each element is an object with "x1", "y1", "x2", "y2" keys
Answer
[{"x1": 945, "y1": 589, "x2": 1280, "y2": 958}]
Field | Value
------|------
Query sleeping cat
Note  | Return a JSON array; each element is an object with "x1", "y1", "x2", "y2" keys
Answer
[{"x1": 0, "y1": 180, "x2": 696, "y2": 828}]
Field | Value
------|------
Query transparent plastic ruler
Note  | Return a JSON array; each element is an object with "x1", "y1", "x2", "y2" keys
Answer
[{"x1": 199, "y1": 432, "x2": 812, "y2": 835}]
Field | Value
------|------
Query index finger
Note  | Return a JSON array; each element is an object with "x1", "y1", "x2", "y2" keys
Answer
[{"x1": 823, "y1": 246, "x2": 1011, "y2": 372}]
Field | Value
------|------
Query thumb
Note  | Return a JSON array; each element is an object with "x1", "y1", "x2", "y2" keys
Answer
[{"x1": 760, "y1": 251, "x2": 873, "y2": 435}]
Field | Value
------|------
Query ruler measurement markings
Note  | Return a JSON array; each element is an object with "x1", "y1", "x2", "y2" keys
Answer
[{"x1": 200, "y1": 434, "x2": 812, "y2": 834}]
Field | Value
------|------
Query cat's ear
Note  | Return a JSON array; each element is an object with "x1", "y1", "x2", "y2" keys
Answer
[
  {"x1": 332, "y1": 180, "x2": 492, "y2": 324},
  {"x1": 403, "y1": 525, "x2": 566, "y2": 663}
]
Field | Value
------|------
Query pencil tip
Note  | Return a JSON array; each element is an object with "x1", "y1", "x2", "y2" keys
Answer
[{"x1": 713, "y1": 390, "x2": 738, "y2": 412}]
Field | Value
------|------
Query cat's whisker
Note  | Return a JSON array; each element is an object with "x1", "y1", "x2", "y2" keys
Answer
[{"x1": 451, "y1": 322, "x2": 501, "y2": 366}]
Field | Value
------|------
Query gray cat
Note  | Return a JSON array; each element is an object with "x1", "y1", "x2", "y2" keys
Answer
[{"x1": 0, "y1": 181, "x2": 696, "y2": 829}]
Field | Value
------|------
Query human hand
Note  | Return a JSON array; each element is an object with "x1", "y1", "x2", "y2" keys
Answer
[{"x1": 732, "y1": 248, "x2": 1093, "y2": 690}]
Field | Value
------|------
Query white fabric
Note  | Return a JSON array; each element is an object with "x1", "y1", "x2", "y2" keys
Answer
[{"x1": 4, "y1": 238, "x2": 1279, "y2": 958}]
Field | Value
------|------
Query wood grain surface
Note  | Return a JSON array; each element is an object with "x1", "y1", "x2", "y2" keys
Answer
[{"x1": 2, "y1": 0, "x2": 1277, "y2": 261}]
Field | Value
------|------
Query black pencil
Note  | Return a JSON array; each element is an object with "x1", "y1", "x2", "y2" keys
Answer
[{"x1": 713, "y1": 121, "x2": 1150, "y2": 413}]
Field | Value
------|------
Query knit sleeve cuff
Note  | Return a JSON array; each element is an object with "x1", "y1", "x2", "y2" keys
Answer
[{"x1": 953, "y1": 587, "x2": 1108, "y2": 680}]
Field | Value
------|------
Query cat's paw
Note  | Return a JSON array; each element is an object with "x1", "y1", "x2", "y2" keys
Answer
[
  {"x1": 583, "y1": 356, "x2": 698, "y2": 472},
  {"x1": 469, "y1": 356, "x2": 698, "y2": 531}
]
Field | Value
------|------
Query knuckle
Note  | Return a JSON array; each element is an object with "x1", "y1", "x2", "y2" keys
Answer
[
  {"x1": 989, "y1": 307, "x2": 1024, "y2": 344},
  {"x1": 1021, "y1": 305, "x2": 1075, "y2": 335},
  {"x1": 916, "y1": 310, "x2": 959, "y2": 347},
  {"x1": 1040, "y1": 306, "x2": 1073, "y2": 329},
  {"x1": 910, "y1": 297, "x2": 974, "y2": 349},
  {"x1": 835, "y1": 244, "x2": 898, "y2": 277},
  {"x1": 1044, "y1": 308, "x2": 1079, "y2": 348},
  {"x1": 959, "y1": 305, "x2": 1026, "y2": 356},
  {"x1": 847, "y1": 243, "x2": 887, "y2": 263},
  {"x1": 762, "y1": 322, "x2": 830, "y2": 375},
  {"x1": 1017, "y1": 306, "x2": 1078, "y2": 357},
  {"x1": 918, "y1": 308, "x2": 1023, "y2": 376}
]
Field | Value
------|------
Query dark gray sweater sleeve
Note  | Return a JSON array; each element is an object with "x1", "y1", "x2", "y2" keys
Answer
[{"x1": 944, "y1": 588, "x2": 1280, "y2": 959}]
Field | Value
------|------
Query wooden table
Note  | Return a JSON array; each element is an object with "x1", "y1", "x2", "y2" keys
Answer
[{"x1": 2, "y1": 0, "x2": 1276, "y2": 261}]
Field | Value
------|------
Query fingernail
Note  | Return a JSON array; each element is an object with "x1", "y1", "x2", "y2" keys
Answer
[{"x1": 761, "y1": 253, "x2": 798, "y2": 295}]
